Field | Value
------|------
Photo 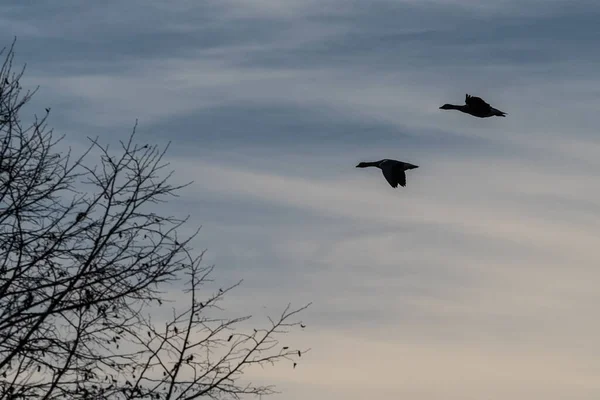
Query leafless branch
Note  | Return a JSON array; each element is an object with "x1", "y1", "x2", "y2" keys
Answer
[{"x1": 0, "y1": 40, "x2": 311, "y2": 400}]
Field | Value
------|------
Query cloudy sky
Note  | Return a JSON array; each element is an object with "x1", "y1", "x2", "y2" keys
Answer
[{"x1": 3, "y1": 0, "x2": 600, "y2": 398}]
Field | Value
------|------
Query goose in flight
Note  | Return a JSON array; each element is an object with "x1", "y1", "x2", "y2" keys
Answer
[
  {"x1": 440, "y1": 94, "x2": 506, "y2": 118},
  {"x1": 356, "y1": 159, "x2": 419, "y2": 188}
]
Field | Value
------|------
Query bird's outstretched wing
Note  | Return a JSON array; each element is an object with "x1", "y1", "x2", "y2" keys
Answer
[
  {"x1": 394, "y1": 164, "x2": 407, "y2": 187},
  {"x1": 491, "y1": 107, "x2": 507, "y2": 117},
  {"x1": 381, "y1": 163, "x2": 406, "y2": 188},
  {"x1": 465, "y1": 94, "x2": 491, "y2": 113},
  {"x1": 381, "y1": 168, "x2": 397, "y2": 187},
  {"x1": 396, "y1": 170, "x2": 406, "y2": 187},
  {"x1": 381, "y1": 165, "x2": 398, "y2": 188}
]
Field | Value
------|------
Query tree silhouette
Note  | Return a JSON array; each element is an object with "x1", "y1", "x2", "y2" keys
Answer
[{"x1": 0, "y1": 39, "x2": 310, "y2": 400}]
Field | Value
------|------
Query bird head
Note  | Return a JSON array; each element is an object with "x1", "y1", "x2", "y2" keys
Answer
[
  {"x1": 355, "y1": 162, "x2": 370, "y2": 168},
  {"x1": 439, "y1": 104, "x2": 454, "y2": 110}
]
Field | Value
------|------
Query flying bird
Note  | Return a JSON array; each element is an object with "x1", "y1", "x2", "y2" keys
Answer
[
  {"x1": 439, "y1": 94, "x2": 506, "y2": 118},
  {"x1": 356, "y1": 159, "x2": 419, "y2": 188},
  {"x1": 300, "y1": 324, "x2": 306, "y2": 328}
]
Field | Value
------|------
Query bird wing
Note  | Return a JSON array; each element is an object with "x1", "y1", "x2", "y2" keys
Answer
[
  {"x1": 465, "y1": 94, "x2": 491, "y2": 112},
  {"x1": 380, "y1": 164, "x2": 398, "y2": 188},
  {"x1": 491, "y1": 107, "x2": 507, "y2": 116},
  {"x1": 395, "y1": 166, "x2": 407, "y2": 187},
  {"x1": 381, "y1": 162, "x2": 406, "y2": 188}
]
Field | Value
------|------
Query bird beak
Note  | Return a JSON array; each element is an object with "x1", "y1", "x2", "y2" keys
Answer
[{"x1": 410, "y1": 165, "x2": 419, "y2": 169}]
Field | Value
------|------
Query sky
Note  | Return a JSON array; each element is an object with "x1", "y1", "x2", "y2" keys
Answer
[{"x1": 3, "y1": 0, "x2": 600, "y2": 398}]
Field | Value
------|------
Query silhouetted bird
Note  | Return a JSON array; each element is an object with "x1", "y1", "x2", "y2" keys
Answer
[
  {"x1": 356, "y1": 159, "x2": 419, "y2": 188},
  {"x1": 75, "y1": 212, "x2": 86, "y2": 223},
  {"x1": 440, "y1": 94, "x2": 506, "y2": 118},
  {"x1": 228, "y1": 334, "x2": 233, "y2": 342},
  {"x1": 293, "y1": 362, "x2": 297, "y2": 369},
  {"x1": 298, "y1": 350, "x2": 301, "y2": 357},
  {"x1": 300, "y1": 324, "x2": 306, "y2": 328},
  {"x1": 45, "y1": 108, "x2": 50, "y2": 113},
  {"x1": 283, "y1": 346, "x2": 289, "y2": 350}
]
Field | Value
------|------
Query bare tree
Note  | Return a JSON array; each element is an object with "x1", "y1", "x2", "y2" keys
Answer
[{"x1": 0, "y1": 39, "x2": 310, "y2": 400}]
